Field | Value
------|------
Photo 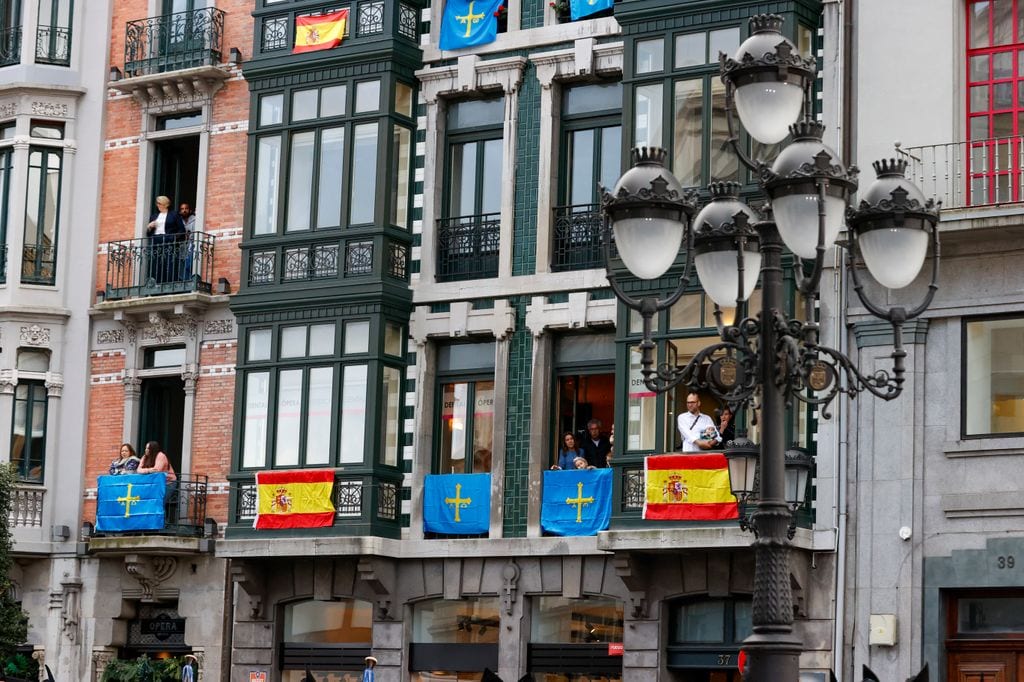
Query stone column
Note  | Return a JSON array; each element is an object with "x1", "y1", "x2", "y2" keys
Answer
[
  {"x1": 417, "y1": 88, "x2": 446, "y2": 284},
  {"x1": 122, "y1": 373, "x2": 142, "y2": 444},
  {"x1": 497, "y1": 82, "x2": 521, "y2": 280},
  {"x1": 498, "y1": 560, "x2": 524, "y2": 681},
  {"x1": 490, "y1": 335, "x2": 511, "y2": 537},
  {"x1": 533, "y1": 69, "x2": 561, "y2": 276},
  {"x1": 0, "y1": 370, "x2": 16, "y2": 460},
  {"x1": 179, "y1": 365, "x2": 199, "y2": 475},
  {"x1": 6, "y1": 140, "x2": 31, "y2": 274},
  {"x1": 408, "y1": 336, "x2": 435, "y2": 540},
  {"x1": 526, "y1": 330, "x2": 552, "y2": 537}
]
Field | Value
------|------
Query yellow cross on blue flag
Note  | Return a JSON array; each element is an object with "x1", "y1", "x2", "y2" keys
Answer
[
  {"x1": 570, "y1": 0, "x2": 614, "y2": 20},
  {"x1": 95, "y1": 473, "x2": 167, "y2": 532},
  {"x1": 423, "y1": 473, "x2": 491, "y2": 534},
  {"x1": 541, "y1": 469, "x2": 612, "y2": 536},
  {"x1": 439, "y1": 0, "x2": 504, "y2": 51}
]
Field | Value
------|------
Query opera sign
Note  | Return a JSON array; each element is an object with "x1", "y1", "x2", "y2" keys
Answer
[{"x1": 141, "y1": 613, "x2": 186, "y2": 641}]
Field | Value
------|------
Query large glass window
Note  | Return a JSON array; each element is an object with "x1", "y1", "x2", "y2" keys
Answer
[
  {"x1": 412, "y1": 598, "x2": 500, "y2": 644},
  {"x1": 964, "y1": 316, "x2": 1024, "y2": 436},
  {"x1": 11, "y1": 380, "x2": 46, "y2": 483},
  {"x1": 0, "y1": 145, "x2": 11, "y2": 282},
  {"x1": 531, "y1": 597, "x2": 624, "y2": 643},
  {"x1": 438, "y1": 380, "x2": 494, "y2": 474},
  {"x1": 0, "y1": 0, "x2": 21, "y2": 66},
  {"x1": 22, "y1": 146, "x2": 61, "y2": 284},
  {"x1": 35, "y1": 0, "x2": 72, "y2": 66},
  {"x1": 281, "y1": 598, "x2": 372, "y2": 682}
]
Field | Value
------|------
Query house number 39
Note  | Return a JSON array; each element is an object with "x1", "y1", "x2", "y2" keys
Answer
[{"x1": 997, "y1": 556, "x2": 1015, "y2": 569}]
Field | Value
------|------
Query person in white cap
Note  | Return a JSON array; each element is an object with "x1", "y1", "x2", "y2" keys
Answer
[{"x1": 363, "y1": 656, "x2": 377, "y2": 682}]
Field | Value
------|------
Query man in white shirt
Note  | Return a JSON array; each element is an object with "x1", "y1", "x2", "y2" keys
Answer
[{"x1": 677, "y1": 392, "x2": 718, "y2": 453}]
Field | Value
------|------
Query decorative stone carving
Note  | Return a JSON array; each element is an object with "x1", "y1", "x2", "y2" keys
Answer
[
  {"x1": 357, "y1": 558, "x2": 395, "y2": 620},
  {"x1": 0, "y1": 102, "x2": 16, "y2": 118},
  {"x1": 124, "y1": 555, "x2": 178, "y2": 600},
  {"x1": 45, "y1": 373, "x2": 64, "y2": 398},
  {"x1": 144, "y1": 312, "x2": 185, "y2": 343},
  {"x1": 123, "y1": 375, "x2": 142, "y2": 398},
  {"x1": 92, "y1": 649, "x2": 116, "y2": 682},
  {"x1": 31, "y1": 101, "x2": 69, "y2": 117},
  {"x1": 121, "y1": 321, "x2": 138, "y2": 345},
  {"x1": 185, "y1": 314, "x2": 199, "y2": 339},
  {"x1": 20, "y1": 324, "x2": 51, "y2": 347},
  {"x1": 58, "y1": 574, "x2": 82, "y2": 642},
  {"x1": 31, "y1": 649, "x2": 44, "y2": 682},
  {"x1": 204, "y1": 319, "x2": 233, "y2": 335},
  {"x1": 181, "y1": 367, "x2": 199, "y2": 394},
  {"x1": 97, "y1": 329, "x2": 124, "y2": 345},
  {"x1": 0, "y1": 370, "x2": 16, "y2": 395},
  {"x1": 501, "y1": 561, "x2": 521, "y2": 616}
]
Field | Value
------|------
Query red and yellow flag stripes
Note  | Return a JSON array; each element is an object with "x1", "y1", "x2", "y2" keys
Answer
[
  {"x1": 292, "y1": 9, "x2": 349, "y2": 54},
  {"x1": 643, "y1": 453, "x2": 738, "y2": 521},
  {"x1": 254, "y1": 469, "x2": 335, "y2": 529}
]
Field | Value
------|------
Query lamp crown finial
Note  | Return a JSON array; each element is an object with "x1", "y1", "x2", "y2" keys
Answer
[
  {"x1": 630, "y1": 147, "x2": 668, "y2": 167},
  {"x1": 749, "y1": 13, "x2": 785, "y2": 34},
  {"x1": 872, "y1": 158, "x2": 908, "y2": 178},
  {"x1": 789, "y1": 120, "x2": 826, "y2": 141},
  {"x1": 707, "y1": 181, "x2": 743, "y2": 199}
]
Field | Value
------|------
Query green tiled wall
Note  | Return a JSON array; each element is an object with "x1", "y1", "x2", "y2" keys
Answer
[
  {"x1": 502, "y1": 296, "x2": 533, "y2": 536},
  {"x1": 513, "y1": 63, "x2": 540, "y2": 276}
]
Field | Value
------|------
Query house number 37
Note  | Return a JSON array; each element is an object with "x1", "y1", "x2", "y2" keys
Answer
[{"x1": 997, "y1": 556, "x2": 1015, "y2": 569}]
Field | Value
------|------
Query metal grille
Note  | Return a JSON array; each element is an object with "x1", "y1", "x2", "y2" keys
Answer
[
  {"x1": 0, "y1": 26, "x2": 20, "y2": 66},
  {"x1": 900, "y1": 135, "x2": 1024, "y2": 210},
  {"x1": 551, "y1": 204, "x2": 604, "y2": 271},
  {"x1": 7, "y1": 486, "x2": 44, "y2": 528},
  {"x1": 235, "y1": 482, "x2": 257, "y2": 521},
  {"x1": 357, "y1": 1, "x2": 385, "y2": 36},
  {"x1": 622, "y1": 467, "x2": 645, "y2": 511},
  {"x1": 21, "y1": 243, "x2": 56, "y2": 285},
  {"x1": 249, "y1": 249, "x2": 276, "y2": 286},
  {"x1": 261, "y1": 16, "x2": 288, "y2": 52},
  {"x1": 344, "y1": 241, "x2": 373, "y2": 277},
  {"x1": 387, "y1": 241, "x2": 408, "y2": 280},
  {"x1": 283, "y1": 243, "x2": 339, "y2": 281},
  {"x1": 35, "y1": 25, "x2": 71, "y2": 66},
  {"x1": 377, "y1": 482, "x2": 397, "y2": 521},
  {"x1": 335, "y1": 480, "x2": 362, "y2": 517},
  {"x1": 104, "y1": 233, "x2": 215, "y2": 300},
  {"x1": 398, "y1": 3, "x2": 419, "y2": 40},
  {"x1": 436, "y1": 212, "x2": 500, "y2": 282},
  {"x1": 123, "y1": 7, "x2": 225, "y2": 77}
]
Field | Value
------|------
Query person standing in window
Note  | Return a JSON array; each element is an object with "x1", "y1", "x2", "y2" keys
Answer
[
  {"x1": 138, "y1": 441, "x2": 178, "y2": 520},
  {"x1": 579, "y1": 419, "x2": 612, "y2": 468},
  {"x1": 717, "y1": 406, "x2": 736, "y2": 445},
  {"x1": 178, "y1": 202, "x2": 196, "y2": 232},
  {"x1": 178, "y1": 202, "x2": 197, "y2": 281},
  {"x1": 146, "y1": 196, "x2": 186, "y2": 283},
  {"x1": 108, "y1": 443, "x2": 141, "y2": 475},
  {"x1": 677, "y1": 393, "x2": 718, "y2": 453},
  {"x1": 551, "y1": 432, "x2": 584, "y2": 470}
]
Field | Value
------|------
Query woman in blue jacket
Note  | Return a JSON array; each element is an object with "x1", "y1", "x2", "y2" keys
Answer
[
  {"x1": 552, "y1": 432, "x2": 586, "y2": 470},
  {"x1": 146, "y1": 195, "x2": 187, "y2": 284}
]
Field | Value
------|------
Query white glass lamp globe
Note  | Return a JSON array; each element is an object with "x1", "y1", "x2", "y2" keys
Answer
[
  {"x1": 858, "y1": 227, "x2": 929, "y2": 289},
  {"x1": 695, "y1": 248, "x2": 762, "y2": 307},
  {"x1": 734, "y1": 81, "x2": 806, "y2": 145},
  {"x1": 613, "y1": 216, "x2": 684, "y2": 280}
]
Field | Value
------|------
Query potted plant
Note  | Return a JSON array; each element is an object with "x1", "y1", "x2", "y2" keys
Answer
[
  {"x1": 494, "y1": 4, "x2": 508, "y2": 33},
  {"x1": 549, "y1": 0, "x2": 571, "y2": 22}
]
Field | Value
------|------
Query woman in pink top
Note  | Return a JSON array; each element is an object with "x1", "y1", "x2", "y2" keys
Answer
[{"x1": 139, "y1": 441, "x2": 178, "y2": 521}]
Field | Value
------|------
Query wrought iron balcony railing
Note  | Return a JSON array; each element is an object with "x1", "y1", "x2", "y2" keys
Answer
[
  {"x1": 229, "y1": 475, "x2": 398, "y2": 527},
  {"x1": 0, "y1": 25, "x2": 20, "y2": 67},
  {"x1": 92, "y1": 474, "x2": 208, "y2": 538},
  {"x1": 35, "y1": 25, "x2": 71, "y2": 66},
  {"x1": 105, "y1": 232, "x2": 215, "y2": 300},
  {"x1": 552, "y1": 203, "x2": 604, "y2": 271},
  {"x1": 899, "y1": 135, "x2": 1024, "y2": 211},
  {"x1": 8, "y1": 486, "x2": 44, "y2": 528},
  {"x1": 21, "y1": 242, "x2": 55, "y2": 285},
  {"x1": 436, "y1": 212, "x2": 500, "y2": 282},
  {"x1": 124, "y1": 7, "x2": 225, "y2": 77}
]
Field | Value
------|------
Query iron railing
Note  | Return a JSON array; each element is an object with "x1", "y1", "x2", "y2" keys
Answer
[
  {"x1": 8, "y1": 486, "x2": 44, "y2": 528},
  {"x1": 229, "y1": 476, "x2": 399, "y2": 526},
  {"x1": 92, "y1": 474, "x2": 208, "y2": 538},
  {"x1": 21, "y1": 243, "x2": 56, "y2": 285},
  {"x1": 124, "y1": 7, "x2": 225, "y2": 77},
  {"x1": 552, "y1": 203, "x2": 604, "y2": 271},
  {"x1": 436, "y1": 212, "x2": 500, "y2": 282},
  {"x1": 0, "y1": 25, "x2": 20, "y2": 66},
  {"x1": 899, "y1": 135, "x2": 1024, "y2": 210},
  {"x1": 105, "y1": 232, "x2": 215, "y2": 300},
  {"x1": 35, "y1": 25, "x2": 71, "y2": 66}
]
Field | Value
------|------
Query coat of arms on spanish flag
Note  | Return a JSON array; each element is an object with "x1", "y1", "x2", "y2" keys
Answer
[
  {"x1": 642, "y1": 454, "x2": 738, "y2": 521},
  {"x1": 292, "y1": 9, "x2": 349, "y2": 54},
  {"x1": 254, "y1": 469, "x2": 335, "y2": 529}
]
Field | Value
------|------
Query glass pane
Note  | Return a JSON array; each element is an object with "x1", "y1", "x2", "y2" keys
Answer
[
  {"x1": 994, "y1": 112, "x2": 1013, "y2": 137},
  {"x1": 248, "y1": 329, "x2": 272, "y2": 361},
  {"x1": 355, "y1": 80, "x2": 381, "y2": 113},
  {"x1": 344, "y1": 320, "x2": 370, "y2": 354},
  {"x1": 412, "y1": 598, "x2": 501, "y2": 644},
  {"x1": 993, "y1": 51, "x2": 1012, "y2": 79},
  {"x1": 391, "y1": 126, "x2": 412, "y2": 228},
  {"x1": 971, "y1": 115, "x2": 990, "y2": 139},
  {"x1": 280, "y1": 326, "x2": 307, "y2": 358},
  {"x1": 710, "y1": 78, "x2": 739, "y2": 181},
  {"x1": 673, "y1": 79, "x2": 703, "y2": 187},
  {"x1": 480, "y1": 139, "x2": 503, "y2": 214},
  {"x1": 674, "y1": 602, "x2": 726, "y2": 643},
  {"x1": 970, "y1": 85, "x2": 990, "y2": 113},
  {"x1": 958, "y1": 597, "x2": 1024, "y2": 633},
  {"x1": 450, "y1": 141, "x2": 477, "y2": 217},
  {"x1": 340, "y1": 365, "x2": 368, "y2": 463},
  {"x1": 971, "y1": 1, "x2": 991, "y2": 49},
  {"x1": 708, "y1": 27, "x2": 740, "y2": 63},
  {"x1": 395, "y1": 81, "x2": 414, "y2": 117},
  {"x1": 292, "y1": 88, "x2": 318, "y2": 121},
  {"x1": 994, "y1": 82, "x2": 1013, "y2": 109},
  {"x1": 965, "y1": 318, "x2": 1024, "y2": 435},
  {"x1": 562, "y1": 82, "x2": 623, "y2": 116},
  {"x1": 798, "y1": 25, "x2": 813, "y2": 59},
  {"x1": 970, "y1": 54, "x2": 990, "y2": 83},
  {"x1": 440, "y1": 383, "x2": 469, "y2": 473},
  {"x1": 259, "y1": 94, "x2": 283, "y2": 126},
  {"x1": 568, "y1": 128, "x2": 595, "y2": 206},
  {"x1": 384, "y1": 322, "x2": 403, "y2": 356},
  {"x1": 309, "y1": 323, "x2": 335, "y2": 356},
  {"x1": 275, "y1": 369, "x2": 303, "y2": 466},
  {"x1": 286, "y1": 131, "x2": 315, "y2": 231},
  {"x1": 305, "y1": 367, "x2": 334, "y2": 465},
  {"x1": 599, "y1": 126, "x2": 622, "y2": 190},
  {"x1": 530, "y1": 597, "x2": 625, "y2": 643},
  {"x1": 283, "y1": 599, "x2": 373, "y2": 643},
  {"x1": 669, "y1": 293, "x2": 701, "y2": 329},
  {"x1": 381, "y1": 366, "x2": 402, "y2": 466},
  {"x1": 627, "y1": 346, "x2": 656, "y2": 451},
  {"x1": 675, "y1": 32, "x2": 705, "y2": 68},
  {"x1": 635, "y1": 38, "x2": 664, "y2": 73},
  {"x1": 635, "y1": 83, "x2": 664, "y2": 148},
  {"x1": 16, "y1": 350, "x2": 49, "y2": 372},
  {"x1": 321, "y1": 84, "x2": 347, "y2": 117},
  {"x1": 42, "y1": 153, "x2": 60, "y2": 247},
  {"x1": 734, "y1": 601, "x2": 753, "y2": 641},
  {"x1": 349, "y1": 123, "x2": 378, "y2": 224},
  {"x1": 447, "y1": 98, "x2": 505, "y2": 129},
  {"x1": 242, "y1": 372, "x2": 270, "y2": 467},
  {"x1": 254, "y1": 136, "x2": 281, "y2": 235},
  {"x1": 317, "y1": 127, "x2": 345, "y2": 228},
  {"x1": 472, "y1": 381, "x2": 494, "y2": 472},
  {"x1": 993, "y1": 0, "x2": 1012, "y2": 45}
]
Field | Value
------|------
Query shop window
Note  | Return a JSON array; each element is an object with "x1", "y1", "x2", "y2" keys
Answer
[
  {"x1": 667, "y1": 597, "x2": 752, "y2": 679},
  {"x1": 410, "y1": 598, "x2": 500, "y2": 680},
  {"x1": 964, "y1": 316, "x2": 1024, "y2": 436},
  {"x1": 280, "y1": 598, "x2": 372, "y2": 681},
  {"x1": 528, "y1": 597, "x2": 624, "y2": 681}
]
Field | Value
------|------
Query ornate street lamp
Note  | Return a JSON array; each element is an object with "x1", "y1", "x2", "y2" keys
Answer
[{"x1": 601, "y1": 13, "x2": 939, "y2": 682}]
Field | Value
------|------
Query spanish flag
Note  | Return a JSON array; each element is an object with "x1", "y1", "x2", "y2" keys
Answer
[
  {"x1": 254, "y1": 469, "x2": 336, "y2": 529},
  {"x1": 292, "y1": 9, "x2": 349, "y2": 54},
  {"x1": 642, "y1": 454, "x2": 738, "y2": 521}
]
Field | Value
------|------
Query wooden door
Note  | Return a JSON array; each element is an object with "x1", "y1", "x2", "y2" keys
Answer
[{"x1": 949, "y1": 652, "x2": 1015, "y2": 682}]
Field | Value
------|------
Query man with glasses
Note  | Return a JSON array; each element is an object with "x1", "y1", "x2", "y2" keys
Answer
[{"x1": 677, "y1": 392, "x2": 719, "y2": 453}]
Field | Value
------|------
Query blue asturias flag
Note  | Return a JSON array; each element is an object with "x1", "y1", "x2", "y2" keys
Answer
[
  {"x1": 439, "y1": 0, "x2": 504, "y2": 51},
  {"x1": 570, "y1": 0, "x2": 614, "y2": 20},
  {"x1": 424, "y1": 473, "x2": 491, "y2": 534},
  {"x1": 95, "y1": 473, "x2": 167, "y2": 532},
  {"x1": 541, "y1": 468, "x2": 612, "y2": 536}
]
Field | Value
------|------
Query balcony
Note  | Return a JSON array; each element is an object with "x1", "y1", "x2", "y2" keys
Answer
[
  {"x1": 551, "y1": 204, "x2": 604, "y2": 272},
  {"x1": 436, "y1": 212, "x2": 500, "y2": 282},
  {"x1": 124, "y1": 7, "x2": 224, "y2": 77},
  {"x1": 0, "y1": 25, "x2": 20, "y2": 67},
  {"x1": 7, "y1": 485, "x2": 44, "y2": 529},
  {"x1": 35, "y1": 24, "x2": 71, "y2": 66},
  {"x1": 104, "y1": 232, "x2": 215, "y2": 301},
  {"x1": 900, "y1": 135, "x2": 1024, "y2": 211}
]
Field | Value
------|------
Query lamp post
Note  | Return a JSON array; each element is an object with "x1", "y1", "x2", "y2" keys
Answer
[{"x1": 601, "y1": 14, "x2": 939, "y2": 682}]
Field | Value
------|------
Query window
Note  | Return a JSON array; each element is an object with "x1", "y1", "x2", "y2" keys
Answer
[
  {"x1": 143, "y1": 345, "x2": 187, "y2": 368},
  {"x1": 412, "y1": 598, "x2": 500, "y2": 644},
  {"x1": 436, "y1": 342, "x2": 495, "y2": 474},
  {"x1": 0, "y1": 144, "x2": 11, "y2": 282},
  {"x1": 0, "y1": 0, "x2": 21, "y2": 67},
  {"x1": 22, "y1": 146, "x2": 61, "y2": 284},
  {"x1": 964, "y1": 316, "x2": 1024, "y2": 436},
  {"x1": 11, "y1": 380, "x2": 46, "y2": 483},
  {"x1": 35, "y1": 0, "x2": 71, "y2": 66},
  {"x1": 280, "y1": 598, "x2": 372, "y2": 682},
  {"x1": 668, "y1": 598, "x2": 752, "y2": 645},
  {"x1": 966, "y1": 0, "x2": 1024, "y2": 204},
  {"x1": 531, "y1": 597, "x2": 624, "y2": 643}
]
